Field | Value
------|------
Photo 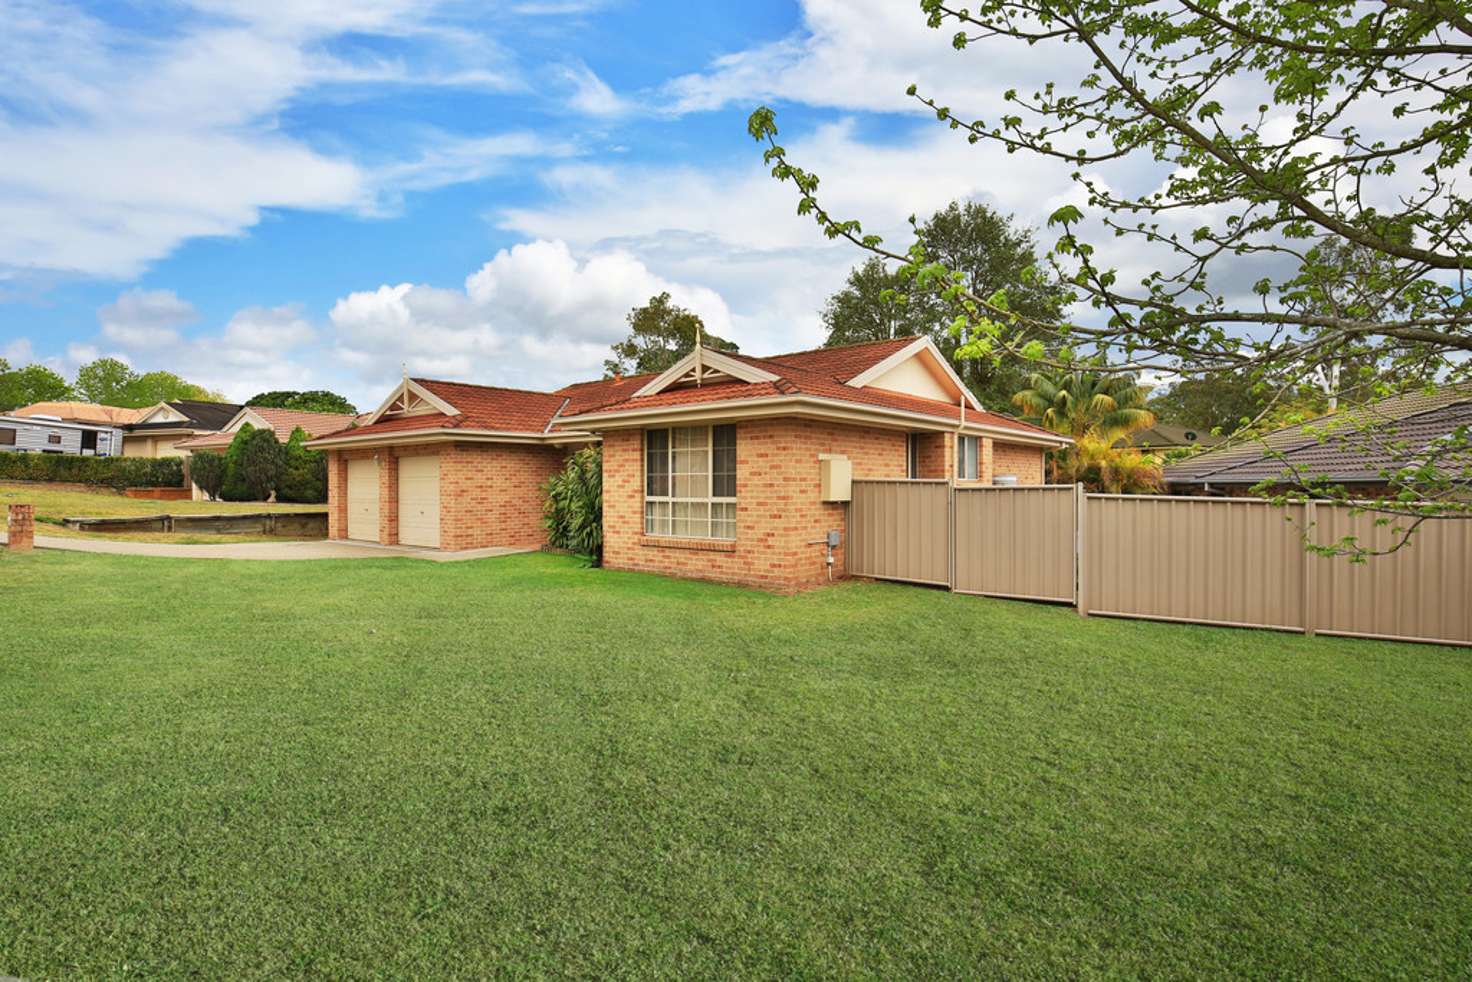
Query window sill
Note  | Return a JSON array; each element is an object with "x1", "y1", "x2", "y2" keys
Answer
[{"x1": 640, "y1": 536, "x2": 737, "y2": 553}]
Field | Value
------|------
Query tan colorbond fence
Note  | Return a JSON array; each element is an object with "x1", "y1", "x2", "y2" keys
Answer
[
  {"x1": 847, "y1": 479, "x2": 951, "y2": 587},
  {"x1": 954, "y1": 485, "x2": 1076, "y2": 602},
  {"x1": 846, "y1": 480, "x2": 1472, "y2": 647}
]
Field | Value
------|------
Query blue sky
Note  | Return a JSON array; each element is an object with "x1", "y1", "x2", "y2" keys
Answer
[{"x1": 0, "y1": 0, "x2": 1099, "y2": 410}]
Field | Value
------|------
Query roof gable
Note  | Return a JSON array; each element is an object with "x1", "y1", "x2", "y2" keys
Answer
[
  {"x1": 632, "y1": 347, "x2": 779, "y2": 398},
  {"x1": 842, "y1": 337, "x2": 981, "y2": 411},
  {"x1": 362, "y1": 378, "x2": 460, "y2": 426}
]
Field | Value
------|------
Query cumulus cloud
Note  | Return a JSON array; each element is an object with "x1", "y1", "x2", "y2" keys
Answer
[
  {"x1": 98, "y1": 289, "x2": 199, "y2": 348},
  {"x1": 329, "y1": 240, "x2": 732, "y2": 393},
  {"x1": 0, "y1": 1, "x2": 546, "y2": 279}
]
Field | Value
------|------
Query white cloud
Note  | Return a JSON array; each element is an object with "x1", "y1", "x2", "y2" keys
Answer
[
  {"x1": 329, "y1": 240, "x2": 732, "y2": 394},
  {"x1": 558, "y1": 62, "x2": 630, "y2": 117},
  {"x1": 0, "y1": 1, "x2": 545, "y2": 279},
  {"x1": 97, "y1": 289, "x2": 199, "y2": 348},
  {"x1": 2, "y1": 337, "x2": 35, "y2": 365}
]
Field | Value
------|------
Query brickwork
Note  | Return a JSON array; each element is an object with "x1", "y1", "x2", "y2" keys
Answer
[
  {"x1": 379, "y1": 453, "x2": 400, "y2": 545},
  {"x1": 6, "y1": 503, "x2": 34, "y2": 551},
  {"x1": 437, "y1": 442, "x2": 570, "y2": 551},
  {"x1": 914, "y1": 431, "x2": 953, "y2": 479},
  {"x1": 326, "y1": 451, "x2": 349, "y2": 539},
  {"x1": 602, "y1": 419, "x2": 908, "y2": 592},
  {"x1": 992, "y1": 441, "x2": 1047, "y2": 485}
]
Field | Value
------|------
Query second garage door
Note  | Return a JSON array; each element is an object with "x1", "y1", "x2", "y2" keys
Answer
[{"x1": 398, "y1": 455, "x2": 441, "y2": 548}]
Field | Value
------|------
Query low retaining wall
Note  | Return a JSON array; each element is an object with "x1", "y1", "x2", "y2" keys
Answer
[{"x1": 62, "y1": 511, "x2": 328, "y2": 537}]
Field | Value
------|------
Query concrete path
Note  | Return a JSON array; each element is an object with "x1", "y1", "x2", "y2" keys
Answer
[{"x1": 1, "y1": 530, "x2": 532, "y2": 562}]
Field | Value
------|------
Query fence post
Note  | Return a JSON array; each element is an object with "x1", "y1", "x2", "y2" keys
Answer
[
  {"x1": 947, "y1": 480, "x2": 956, "y2": 592},
  {"x1": 1074, "y1": 483, "x2": 1088, "y2": 617},
  {"x1": 1302, "y1": 500, "x2": 1316, "y2": 637}
]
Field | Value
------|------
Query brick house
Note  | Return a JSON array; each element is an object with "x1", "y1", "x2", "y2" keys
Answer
[{"x1": 308, "y1": 337, "x2": 1068, "y2": 590}]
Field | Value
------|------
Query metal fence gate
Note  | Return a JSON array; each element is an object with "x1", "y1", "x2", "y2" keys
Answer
[{"x1": 846, "y1": 480, "x2": 1472, "y2": 647}]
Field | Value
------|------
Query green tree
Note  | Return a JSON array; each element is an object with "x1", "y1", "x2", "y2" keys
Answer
[
  {"x1": 247, "y1": 390, "x2": 357, "y2": 414},
  {"x1": 1011, "y1": 370, "x2": 1155, "y2": 443},
  {"x1": 604, "y1": 293, "x2": 738, "y2": 378},
  {"x1": 236, "y1": 427, "x2": 285, "y2": 502},
  {"x1": 219, "y1": 423, "x2": 255, "y2": 501},
  {"x1": 748, "y1": 0, "x2": 1472, "y2": 542},
  {"x1": 73, "y1": 357, "x2": 138, "y2": 405},
  {"x1": 822, "y1": 203, "x2": 1067, "y2": 408},
  {"x1": 125, "y1": 370, "x2": 222, "y2": 407},
  {"x1": 189, "y1": 451, "x2": 228, "y2": 501},
  {"x1": 277, "y1": 427, "x2": 327, "y2": 503},
  {"x1": 0, "y1": 362, "x2": 73, "y2": 411}
]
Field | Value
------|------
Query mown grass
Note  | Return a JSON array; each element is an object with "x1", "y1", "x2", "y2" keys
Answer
[
  {"x1": 1, "y1": 549, "x2": 1468, "y2": 978},
  {"x1": 1, "y1": 481, "x2": 322, "y2": 544}
]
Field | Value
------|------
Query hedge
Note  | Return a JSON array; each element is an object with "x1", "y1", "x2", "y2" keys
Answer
[{"x1": 0, "y1": 451, "x2": 185, "y2": 491}]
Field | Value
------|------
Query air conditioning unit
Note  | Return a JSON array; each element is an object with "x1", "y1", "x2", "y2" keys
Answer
[{"x1": 993, "y1": 474, "x2": 1019, "y2": 486}]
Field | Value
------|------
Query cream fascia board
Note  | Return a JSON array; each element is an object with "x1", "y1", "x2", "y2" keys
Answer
[
  {"x1": 362, "y1": 379, "x2": 461, "y2": 427},
  {"x1": 632, "y1": 347, "x2": 779, "y2": 398},
  {"x1": 561, "y1": 394, "x2": 1070, "y2": 446},
  {"x1": 305, "y1": 427, "x2": 599, "y2": 450},
  {"x1": 845, "y1": 337, "x2": 984, "y2": 412}
]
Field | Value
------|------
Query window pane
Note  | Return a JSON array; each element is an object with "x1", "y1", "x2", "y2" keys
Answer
[
  {"x1": 645, "y1": 429, "x2": 669, "y2": 496},
  {"x1": 712, "y1": 424, "x2": 736, "y2": 497},
  {"x1": 672, "y1": 426, "x2": 709, "y2": 498},
  {"x1": 644, "y1": 499, "x2": 671, "y2": 536},
  {"x1": 711, "y1": 501, "x2": 736, "y2": 540},
  {"x1": 672, "y1": 500, "x2": 710, "y2": 538}
]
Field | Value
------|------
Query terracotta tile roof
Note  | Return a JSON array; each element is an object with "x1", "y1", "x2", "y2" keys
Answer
[
  {"x1": 559, "y1": 338, "x2": 1061, "y2": 439},
  {"x1": 310, "y1": 337, "x2": 1063, "y2": 445},
  {"x1": 176, "y1": 406, "x2": 360, "y2": 449},
  {"x1": 12, "y1": 401, "x2": 149, "y2": 425}
]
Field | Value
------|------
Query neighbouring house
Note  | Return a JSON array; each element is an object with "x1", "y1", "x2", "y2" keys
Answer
[
  {"x1": 1164, "y1": 385, "x2": 1472, "y2": 495},
  {"x1": 11, "y1": 401, "x2": 150, "y2": 427},
  {"x1": 1130, "y1": 422, "x2": 1223, "y2": 451},
  {"x1": 0, "y1": 414, "x2": 125, "y2": 456},
  {"x1": 120, "y1": 399, "x2": 242, "y2": 458},
  {"x1": 307, "y1": 336, "x2": 1069, "y2": 590},
  {"x1": 175, "y1": 405, "x2": 361, "y2": 499}
]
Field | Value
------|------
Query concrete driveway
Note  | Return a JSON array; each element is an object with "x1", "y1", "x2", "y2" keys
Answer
[{"x1": 1, "y1": 530, "x2": 531, "y2": 562}]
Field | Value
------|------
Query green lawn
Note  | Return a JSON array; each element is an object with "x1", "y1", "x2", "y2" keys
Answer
[
  {"x1": 1, "y1": 481, "x2": 323, "y2": 544},
  {"x1": 2, "y1": 550, "x2": 1468, "y2": 978}
]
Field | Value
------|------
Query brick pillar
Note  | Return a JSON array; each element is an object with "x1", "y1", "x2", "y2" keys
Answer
[
  {"x1": 981, "y1": 436, "x2": 995, "y2": 485},
  {"x1": 327, "y1": 452, "x2": 349, "y2": 540},
  {"x1": 6, "y1": 504, "x2": 35, "y2": 552},
  {"x1": 379, "y1": 450, "x2": 399, "y2": 545}
]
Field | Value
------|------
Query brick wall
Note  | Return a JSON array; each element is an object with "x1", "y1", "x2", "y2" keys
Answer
[
  {"x1": 438, "y1": 442, "x2": 569, "y2": 551},
  {"x1": 603, "y1": 418, "x2": 908, "y2": 592},
  {"x1": 992, "y1": 441, "x2": 1047, "y2": 485},
  {"x1": 914, "y1": 431, "x2": 953, "y2": 479},
  {"x1": 327, "y1": 451, "x2": 349, "y2": 539}
]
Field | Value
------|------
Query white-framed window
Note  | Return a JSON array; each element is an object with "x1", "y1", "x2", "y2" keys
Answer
[
  {"x1": 957, "y1": 435, "x2": 980, "y2": 480},
  {"x1": 907, "y1": 433, "x2": 921, "y2": 479},
  {"x1": 644, "y1": 424, "x2": 737, "y2": 540}
]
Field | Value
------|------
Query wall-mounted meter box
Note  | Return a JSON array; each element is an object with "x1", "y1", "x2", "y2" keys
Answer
[{"x1": 819, "y1": 453, "x2": 852, "y2": 502}]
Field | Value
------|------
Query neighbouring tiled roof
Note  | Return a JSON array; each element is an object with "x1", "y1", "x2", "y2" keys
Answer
[
  {"x1": 313, "y1": 337, "x2": 1064, "y2": 444},
  {"x1": 11, "y1": 401, "x2": 149, "y2": 425},
  {"x1": 1165, "y1": 386, "x2": 1472, "y2": 485},
  {"x1": 175, "y1": 406, "x2": 360, "y2": 449}
]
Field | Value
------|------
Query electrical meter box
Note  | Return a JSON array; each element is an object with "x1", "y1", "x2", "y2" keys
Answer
[{"x1": 818, "y1": 454, "x2": 852, "y2": 502}]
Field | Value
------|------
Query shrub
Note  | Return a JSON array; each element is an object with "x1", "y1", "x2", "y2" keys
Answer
[
  {"x1": 277, "y1": 427, "x2": 327, "y2": 503},
  {"x1": 0, "y1": 451, "x2": 184, "y2": 491},
  {"x1": 543, "y1": 445, "x2": 602, "y2": 562},
  {"x1": 238, "y1": 427, "x2": 285, "y2": 502},
  {"x1": 189, "y1": 450, "x2": 227, "y2": 501},
  {"x1": 219, "y1": 423, "x2": 255, "y2": 501}
]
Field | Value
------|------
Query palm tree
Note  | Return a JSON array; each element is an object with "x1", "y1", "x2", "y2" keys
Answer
[
  {"x1": 1050, "y1": 433, "x2": 1165, "y2": 494},
  {"x1": 1011, "y1": 370, "x2": 1156, "y2": 443}
]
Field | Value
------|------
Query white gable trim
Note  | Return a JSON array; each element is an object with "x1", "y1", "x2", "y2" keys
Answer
[
  {"x1": 363, "y1": 379, "x2": 461, "y2": 426},
  {"x1": 135, "y1": 401, "x2": 187, "y2": 424},
  {"x1": 632, "y1": 348, "x2": 779, "y2": 398},
  {"x1": 845, "y1": 337, "x2": 983, "y2": 411}
]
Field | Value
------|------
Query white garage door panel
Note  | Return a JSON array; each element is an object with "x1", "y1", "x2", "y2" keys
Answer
[
  {"x1": 398, "y1": 455, "x2": 441, "y2": 548},
  {"x1": 346, "y1": 458, "x2": 379, "y2": 542}
]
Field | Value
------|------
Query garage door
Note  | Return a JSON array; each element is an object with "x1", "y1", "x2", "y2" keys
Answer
[
  {"x1": 346, "y1": 458, "x2": 379, "y2": 542},
  {"x1": 398, "y1": 455, "x2": 440, "y2": 548}
]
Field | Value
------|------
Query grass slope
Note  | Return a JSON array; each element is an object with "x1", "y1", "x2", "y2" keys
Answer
[
  {"x1": 2, "y1": 550, "x2": 1468, "y2": 978},
  {"x1": 1, "y1": 482, "x2": 322, "y2": 544}
]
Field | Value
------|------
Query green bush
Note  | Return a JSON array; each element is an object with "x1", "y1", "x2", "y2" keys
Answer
[
  {"x1": 543, "y1": 445, "x2": 602, "y2": 562},
  {"x1": 277, "y1": 427, "x2": 327, "y2": 503},
  {"x1": 219, "y1": 424, "x2": 255, "y2": 501},
  {"x1": 189, "y1": 450, "x2": 227, "y2": 501},
  {"x1": 0, "y1": 451, "x2": 184, "y2": 490},
  {"x1": 238, "y1": 427, "x2": 285, "y2": 501}
]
